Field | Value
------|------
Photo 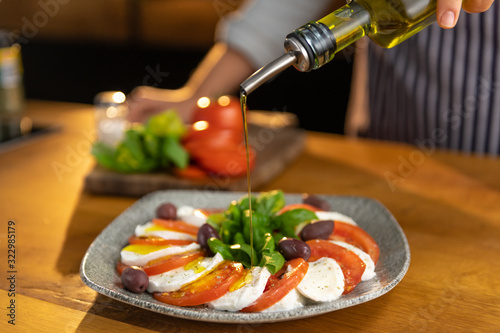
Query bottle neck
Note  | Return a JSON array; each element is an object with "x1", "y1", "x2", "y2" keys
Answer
[{"x1": 285, "y1": 2, "x2": 370, "y2": 72}]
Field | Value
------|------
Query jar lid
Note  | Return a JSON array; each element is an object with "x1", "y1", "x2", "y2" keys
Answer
[{"x1": 94, "y1": 91, "x2": 127, "y2": 106}]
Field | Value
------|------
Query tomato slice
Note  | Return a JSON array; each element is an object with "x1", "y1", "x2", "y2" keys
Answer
[
  {"x1": 195, "y1": 208, "x2": 224, "y2": 217},
  {"x1": 116, "y1": 261, "x2": 130, "y2": 275},
  {"x1": 143, "y1": 251, "x2": 204, "y2": 276},
  {"x1": 241, "y1": 258, "x2": 308, "y2": 312},
  {"x1": 153, "y1": 261, "x2": 245, "y2": 306},
  {"x1": 328, "y1": 221, "x2": 380, "y2": 264},
  {"x1": 172, "y1": 165, "x2": 209, "y2": 181},
  {"x1": 152, "y1": 218, "x2": 199, "y2": 236},
  {"x1": 116, "y1": 251, "x2": 204, "y2": 276},
  {"x1": 277, "y1": 203, "x2": 320, "y2": 215},
  {"x1": 307, "y1": 239, "x2": 366, "y2": 294},
  {"x1": 128, "y1": 236, "x2": 196, "y2": 246}
]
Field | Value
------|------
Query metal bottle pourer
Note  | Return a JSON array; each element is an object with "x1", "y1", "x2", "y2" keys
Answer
[
  {"x1": 240, "y1": 22, "x2": 336, "y2": 95},
  {"x1": 239, "y1": 51, "x2": 296, "y2": 96}
]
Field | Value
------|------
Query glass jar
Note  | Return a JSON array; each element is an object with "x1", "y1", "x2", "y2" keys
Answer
[{"x1": 93, "y1": 91, "x2": 129, "y2": 146}]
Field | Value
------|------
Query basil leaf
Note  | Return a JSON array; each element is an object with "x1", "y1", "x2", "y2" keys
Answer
[
  {"x1": 272, "y1": 208, "x2": 318, "y2": 238},
  {"x1": 260, "y1": 233, "x2": 275, "y2": 253},
  {"x1": 141, "y1": 129, "x2": 159, "y2": 159},
  {"x1": 224, "y1": 202, "x2": 241, "y2": 225},
  {"x1": 162, "y1": 136, "x2": 189, "y2": 169},
  {"x1": 146, "y1": 110, "x2": 186, "y2": 138},
  {"x1": 233, "y1": 232, "x2": 246, "y2": 245},
  {"x1": 242, "y1": 211, "x2": 271, "y2": 251},
  {"x1": 219, "y1": 219, "x2": 241, "y2": 244},
  {"x1": 205, "y1": 213, "x2": 226, "y2": 232},
  {"x1": 259, "y1": 250, "x2": 285, "y2": 274},
  {"x1": 207, "y1": 238, "x2": 234, "y2": 261},
  {"x1": 123, "y1": 128, "x2": 146, "y2": 160},
  {"x1": 115, "y1": 142, "x2": 156, "y2": 172},
  {"x1": 237, "y1": 194, "x2": 257, "y2": 211},
  {"x1": 272, "y1": 232, "x2": 287, "y2": 246},
  {"x1": 255, "y1": 190, "x2": 285, "y2": 216},
  {"x1": 91, "y1": 142, "x2": 117, "y2": 170},
  {"x1": 230, "y1": 243, "x2": 257, "y2": 268}
]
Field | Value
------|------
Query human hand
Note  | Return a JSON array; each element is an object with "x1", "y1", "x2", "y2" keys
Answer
[
  {"x1": 126, "y1": 86, "x2": 196, "y2": 123},
  {"x1": 437, "y1": 0, "x2": 494, "y2": 28}
]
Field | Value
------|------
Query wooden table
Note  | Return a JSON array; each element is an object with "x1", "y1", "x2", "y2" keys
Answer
[{"x1": 1, "y1": 100, "x2": 499, "y2": 332}]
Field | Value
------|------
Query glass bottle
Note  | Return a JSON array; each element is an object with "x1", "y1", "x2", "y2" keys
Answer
[
  {"x1": 0, "y1": 30, "x2": 25, "y2": 142},
  {"x1": 241, "y1": 0, "x2": 437, "y2": 94}
]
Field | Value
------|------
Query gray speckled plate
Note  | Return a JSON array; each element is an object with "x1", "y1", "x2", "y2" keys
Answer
[{"x1": 80, "y1": 190, "x2": 410, "y2": 323}]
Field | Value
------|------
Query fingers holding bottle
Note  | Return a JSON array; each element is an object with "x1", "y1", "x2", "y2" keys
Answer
[{"x1": 437, "y1": 0, "x2": 495, "y2": 29}]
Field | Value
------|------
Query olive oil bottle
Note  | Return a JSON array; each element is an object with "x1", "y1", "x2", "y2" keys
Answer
[
  {"x1": 240, "y1": 0, "x2": 437, "y2": 258},
  {"x1": 241, "y1": 0, "x2": 437, "y2": 93}
]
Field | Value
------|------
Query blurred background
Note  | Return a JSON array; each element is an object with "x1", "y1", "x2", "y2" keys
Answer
[{"x1": 0, "y1": 0, "x2": 352, "y2": 134}]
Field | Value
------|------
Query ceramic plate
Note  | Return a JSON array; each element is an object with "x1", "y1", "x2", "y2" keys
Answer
[{"x1": 80, "y1": 190, "x2": 410, "y2": 323}]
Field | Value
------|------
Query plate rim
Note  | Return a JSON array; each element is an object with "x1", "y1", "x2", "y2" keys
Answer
[{"x1": 80, "y1": 190, "x2": 410, "y2": 324}]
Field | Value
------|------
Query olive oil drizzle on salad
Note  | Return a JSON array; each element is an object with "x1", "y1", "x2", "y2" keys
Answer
[{"x1": 240, "y1": 90, "x2": 254, "y2": 267}]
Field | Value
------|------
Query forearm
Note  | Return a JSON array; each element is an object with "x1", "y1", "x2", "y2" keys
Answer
[
  {"x1": 344, "y1": 38, "x2": 370, "y2": 137},
  {"x1": 184, "y1": 43, "x2": 255, "y2": 100}
]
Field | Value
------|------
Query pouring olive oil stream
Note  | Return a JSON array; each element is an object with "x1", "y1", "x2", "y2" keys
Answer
[{"x1": 240, "y1": 0, "x2": 437, "y2": 265}]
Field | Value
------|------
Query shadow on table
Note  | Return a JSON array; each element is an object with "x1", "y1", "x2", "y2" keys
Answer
[
  {"x1": 55, "y1": 192, "x2": 137, "y2": 275},
  {"x1": 76, "y1": 293, "x2": 389, "y2": 332}
]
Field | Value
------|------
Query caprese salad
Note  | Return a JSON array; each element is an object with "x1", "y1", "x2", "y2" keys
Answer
[{"x1": 116, "y1": 190, "x2": 380, "y2": 312}]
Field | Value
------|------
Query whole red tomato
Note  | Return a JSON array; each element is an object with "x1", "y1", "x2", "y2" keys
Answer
[
  {"x1": 182, "y1": 127, "x2": 243, "y2": 150},
  {"x1": 179, "y1": 95, "x2": 256, "y2": 178},
  {"x1": 192, "y1": 145, "x2": 256, "y2": 177},
  {"x1": 191, "y1": 96, "x2": 244, "y2": 132}
]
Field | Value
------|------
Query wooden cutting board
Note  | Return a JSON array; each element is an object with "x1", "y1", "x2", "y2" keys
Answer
[{"x1": 84, "y1": 115, "x2": 306, "y2": 197}]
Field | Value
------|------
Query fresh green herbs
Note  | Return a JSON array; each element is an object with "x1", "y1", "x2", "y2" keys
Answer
[
  {"x1": 91, "y1": 110, "x2": 188, "y2": 173},
  {"x1": 206, "y1": 190, "x2": 318, "y2": 274}
]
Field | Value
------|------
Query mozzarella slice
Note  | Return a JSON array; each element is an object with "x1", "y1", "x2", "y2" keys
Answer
[
  {"x1": 208, "y1": 266, "x2": 271, "y2": 311},
  {"x1": 147, "y1": 253, "x2": 224, "y2": 293},
  {"x1": 315, "y1": 211, "x2": 357, "y2": 225},
  {"x1": 135, "y1": 222, "x2": 196, "y2": 240},
  {"x1": 177, "y1": 206, "x2": 207, "y2": 227},
  {"x1": 331, "y1": 241, "x2": 376, "y2": 281},
  {"x1": 261, "y1": 288, "x2": 306, "y2": 312},
  {"x1": 296, "y1": 257, "x2": 345, "y2": 302},
  {"x1": 120, "y1": 242, "x2": 200, "y2": 266}
]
